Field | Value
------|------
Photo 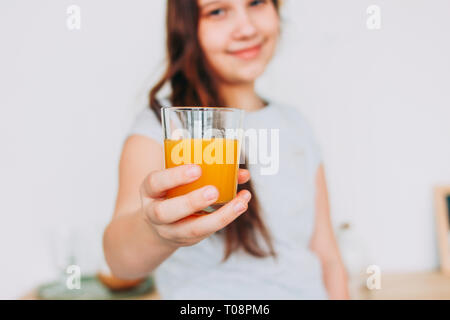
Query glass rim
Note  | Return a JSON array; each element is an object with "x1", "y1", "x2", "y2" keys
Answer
[{"x1": 162, "y1": 106, "x2": 244, "y2": 113}]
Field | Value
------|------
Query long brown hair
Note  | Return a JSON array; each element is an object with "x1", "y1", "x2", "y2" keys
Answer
[{"x1": 149, "y1": 0, "x2": 280, "y2": 261}]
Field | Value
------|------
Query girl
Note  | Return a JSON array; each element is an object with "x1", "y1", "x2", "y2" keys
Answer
[{"x1": 103, "y1": 0, "x2": 349, "y2": 299}]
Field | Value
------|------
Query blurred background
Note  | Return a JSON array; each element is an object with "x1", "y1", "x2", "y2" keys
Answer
[{"x1": 1, "y1": 0, "x2": 450, "y2": 299}]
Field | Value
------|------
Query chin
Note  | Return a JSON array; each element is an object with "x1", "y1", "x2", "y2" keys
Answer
[
  {"x1": 235, "y1": 74, "x2": 261, "y2": 83},
  {"x1": 214, "y1": 59, "x2": 268, "y2": 83},
  {"x1": 235, "y1": 66, "x2": 266, "y2": 82},
  {"x1": 212, "y1": 52, "x2": 268, "y2": 82}
]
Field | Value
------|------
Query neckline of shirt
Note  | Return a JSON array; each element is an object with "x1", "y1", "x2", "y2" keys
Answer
[
  {"x1": 158, "y1": 96, "x2": 275, "y2": 116},
  {"x1": 243, "y1": 100, "x2": 274, "y2": 116}
]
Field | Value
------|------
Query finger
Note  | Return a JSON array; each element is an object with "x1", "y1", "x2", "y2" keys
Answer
[
  {"x1": 147, "y1": 185, "x2": 219, "y2": 225},
  {"x1": 168, "y1": 190, "x2": 252, "y2": 239},
  {"x1": 142, "y1": 164, "x2": 201, "y2": 199},
  {"x1": 237, "y1": 169, "x2": 250, "y2": 185}
]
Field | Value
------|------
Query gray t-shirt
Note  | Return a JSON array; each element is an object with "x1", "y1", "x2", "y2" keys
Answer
[{"x1": 128, "y1": 98, "x2": 328, "y2": 299}]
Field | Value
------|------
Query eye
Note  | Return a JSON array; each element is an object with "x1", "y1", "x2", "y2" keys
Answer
[
  {"x1": 249, "y1": 0, "x2": 266, "y2": 6},
  {"x1": 208, "y1": 8, "x2": 226, "y2": 17}
]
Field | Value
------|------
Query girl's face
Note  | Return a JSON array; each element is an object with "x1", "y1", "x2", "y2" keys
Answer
[{"x1": 197, "y1": 0, "x2": 280, "y2": 85}]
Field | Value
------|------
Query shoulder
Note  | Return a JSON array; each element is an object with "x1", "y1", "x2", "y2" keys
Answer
[
  {"x1": 128, "y1": 97, "x2": 171, "y2": 144},
  {"x1": 272, "y1": 101, "x2": 317, "y2": 135},
  {"x1": 131, "y1": 106, "x2": 161, "y2": 132},
  {"x1": 133, "y1": 97, "x2": 171, "y2": 123}
]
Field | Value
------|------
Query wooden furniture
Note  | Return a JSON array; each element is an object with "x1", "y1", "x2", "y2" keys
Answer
[
  {"x1": 23, "y1": 271, "x2": 450, "y2": 300},
  {"x1": 349, "y1": 271, "x2": 450, "y2": 300}
]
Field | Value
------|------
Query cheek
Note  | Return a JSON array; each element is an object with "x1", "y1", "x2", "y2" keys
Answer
[
  {"x1": 257, "y1": 14, "x2": 280, "y2": 61},
  {"x1": 255, "y1": 8, "x2": 280, "y2": 39},
  {"x1": 198, "y1": 23, "x2": 229, "y2": 61}
]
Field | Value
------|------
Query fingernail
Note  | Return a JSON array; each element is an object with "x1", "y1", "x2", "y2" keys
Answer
[
  {"x1": 242, "y1": 191, "x2": 251, "y2": 202},
  {"x1": 186, "y1": 165, "x2": 201, "y2": 179},
  {"x1": 234, "y1": 201, "x2": 246, "y2": 213},
  {"x1": 203, "y1": 186, "x2": 218, "y2": 201}
]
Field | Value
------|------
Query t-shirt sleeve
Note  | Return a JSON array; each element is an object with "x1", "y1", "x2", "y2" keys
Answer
[{"x1": 128, "y1": 107, "x2": 164, "y2": 144}]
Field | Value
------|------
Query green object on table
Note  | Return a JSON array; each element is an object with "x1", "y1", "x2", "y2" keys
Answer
[{"x1": 37, "y1": 275, "x2": 154, "y2": 300}]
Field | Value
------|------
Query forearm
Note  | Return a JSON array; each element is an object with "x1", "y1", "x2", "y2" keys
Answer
[
  {"x1": 321, "y1": 259, "x2": 350, "y2": 300},
  {"x1": 103, "y1": 208, "x2": 177, "y2": 280}
]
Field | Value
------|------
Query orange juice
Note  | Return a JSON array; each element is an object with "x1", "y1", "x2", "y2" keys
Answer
[{"x1": 164, "y1": 138, "x2": 240, "y2": 204}]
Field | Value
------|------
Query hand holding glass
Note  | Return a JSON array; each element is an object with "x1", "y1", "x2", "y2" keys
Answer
[{"x1": 162, "y1": 107, "x2": 244, "y2": 214}]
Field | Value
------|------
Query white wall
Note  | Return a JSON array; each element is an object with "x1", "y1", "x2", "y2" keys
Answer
[{"x1": 1, "y1": 0, "x2": 449, "y2": 299}]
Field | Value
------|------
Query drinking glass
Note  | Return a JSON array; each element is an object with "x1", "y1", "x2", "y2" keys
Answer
[{"x1": 162, "y1": 107, "x2": 245, "y2": 214}]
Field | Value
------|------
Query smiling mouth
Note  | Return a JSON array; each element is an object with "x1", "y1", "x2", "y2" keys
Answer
[{"x1": 228, "y1": 42, "x2": 264, "y2": 60}]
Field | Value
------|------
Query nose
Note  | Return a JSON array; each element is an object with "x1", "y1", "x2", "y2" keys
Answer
[{"x1": 233, "y1": 9, "x2": 257, "y2": 39}]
